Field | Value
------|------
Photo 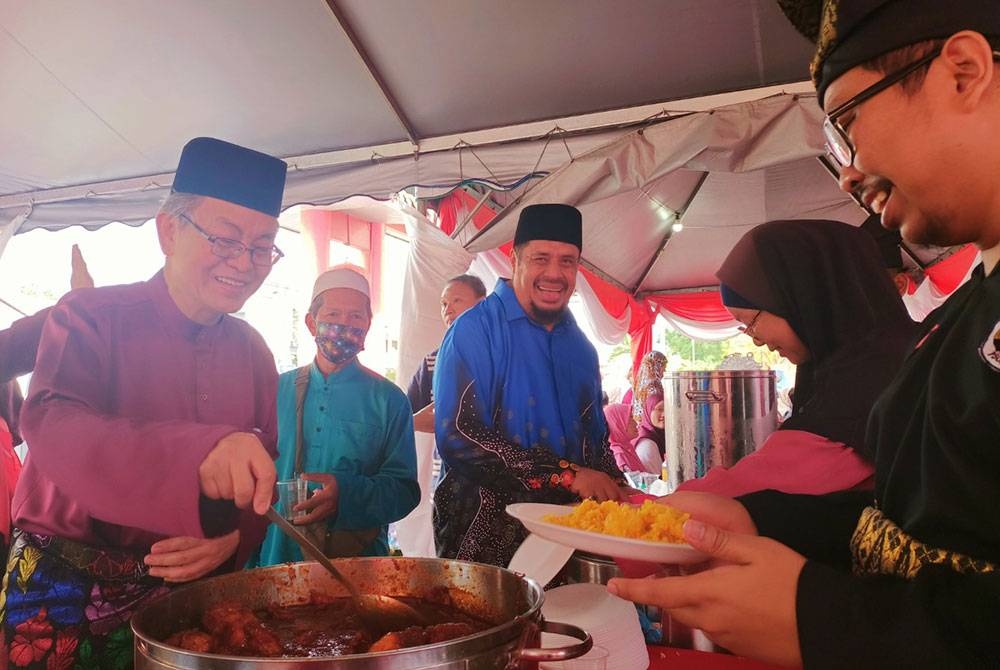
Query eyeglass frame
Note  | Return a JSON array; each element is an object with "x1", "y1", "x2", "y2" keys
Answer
[
  {"x1": 823, "y1": 47, "x2": 943, "y2": 168},
  {"x1": 177, "y1": 213, "x2": 284, "y2": 267},
  {"x1": 738, "y1": 309, "x2": 763, "y2": 339}
]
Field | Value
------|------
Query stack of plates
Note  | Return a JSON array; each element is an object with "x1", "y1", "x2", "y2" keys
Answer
[{"x1": 540, "y1": 583, "x2": 649, "y2": 670}]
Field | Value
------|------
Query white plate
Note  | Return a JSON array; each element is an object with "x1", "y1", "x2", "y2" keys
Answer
[
  {"x1": 507, "y1": 533, "x2": 575, "y2": 585},
  {"x1": 506, "y1": 502, "x2": 707, "y2": 565}
]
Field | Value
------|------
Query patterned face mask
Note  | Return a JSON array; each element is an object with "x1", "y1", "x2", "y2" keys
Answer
[{"x1": 315, "y1": 321, "x2": 366, "y2": 365}]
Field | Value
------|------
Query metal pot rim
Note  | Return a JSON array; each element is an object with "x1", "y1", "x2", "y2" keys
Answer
[{"x1": 132, "y1": 557, "x2": 590, "y2": 666}]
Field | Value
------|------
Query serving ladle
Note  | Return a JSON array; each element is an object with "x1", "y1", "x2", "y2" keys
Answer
[{"x1": 265, "y1": 507, "x2": 427, "y2": 633}]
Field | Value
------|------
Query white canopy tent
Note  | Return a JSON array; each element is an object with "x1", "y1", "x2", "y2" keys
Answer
[
  {"x1": 1, "y1": 0, "x2": 818, "y2": 250},
  {"x1": 466, "y1": 93, "x2": 865, "y2": 296},
  {"x1": 4, "y1": 1, "x2": 963, "y2": 354}
]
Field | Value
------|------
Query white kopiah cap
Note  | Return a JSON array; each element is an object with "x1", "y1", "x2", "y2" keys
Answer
[{"x1": 311, "y1": 265, "x2": 371, "y2": 302}]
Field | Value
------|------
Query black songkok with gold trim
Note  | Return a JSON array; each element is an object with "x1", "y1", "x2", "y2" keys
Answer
[{"x1": 775, "y1": 0, "x2": 1000, "y2": 106}]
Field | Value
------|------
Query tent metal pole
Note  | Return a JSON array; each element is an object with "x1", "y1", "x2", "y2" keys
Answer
[
  {"x1": 0, "y1": 296, "x2": 28, "y2": 317},
  {"x1": 324, "y1": 0, "x2": 419, "y2": 146},
  {"x1": 1, "y1": 87, "x2": 814, "y2": 213},
  {"x1": 450, "y1": 189, "x2": 493, "y2": 240},
  {"x1": 640, "y1": 285, "x2": 719, "y2": 297},
  {"x1": 630, "y1": 171, "x2": 710, "y2": 296},
  {"x1": 578, "y1": 260, "x2": 632, "y2": 294}
]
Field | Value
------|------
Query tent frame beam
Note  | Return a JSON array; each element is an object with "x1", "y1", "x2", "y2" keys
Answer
[
  {"x1": 324, "y1": 1, "x2": 419, "y2": 146},
  {"x1": 0, "y1": 83, "x2": 814, "y2": 214},
  {"x1": 639, "y1": 285, "x2": 719, "y2": 298},
  {"x1": 630, "y1": 171, "x2": 710, "y2": 296}
]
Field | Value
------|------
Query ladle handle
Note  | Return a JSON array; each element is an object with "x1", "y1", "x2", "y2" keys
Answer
[{"x1": 265, "y1": 506, "x2": 361, "y2": 599}]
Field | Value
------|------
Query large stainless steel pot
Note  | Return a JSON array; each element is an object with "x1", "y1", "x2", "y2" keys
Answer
[
  {"x1": 662, "y1": 370, "x2": 778, "y2": 492},
  {"x1": 563, "y1": 551, "x2": 621, "y2": 586},
  {"x1": 133, "y1": 557, "x2": 590, "y2": 669}
]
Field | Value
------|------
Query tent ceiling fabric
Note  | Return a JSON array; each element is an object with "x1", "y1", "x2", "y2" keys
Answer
[
  {"x1": 0, "y1": 1, "x2": 814, "y2": 229},
  {"x1": 467, "y1": 94, "x2": 867, "y2": 295},
  {"x1": 333, "y1": 0, "x2": 814, "y2": 137}
]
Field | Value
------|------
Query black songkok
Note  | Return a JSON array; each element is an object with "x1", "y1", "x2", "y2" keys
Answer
[
  {"x1": 513, "y1": 204, "x2": 583, "y2": 250},
  {"x1": 172, "y1": 137, "x2": 287, "y2": 217},
  {"x1": 776, "y1": 0, "x2": 1000, "y2": 106}
]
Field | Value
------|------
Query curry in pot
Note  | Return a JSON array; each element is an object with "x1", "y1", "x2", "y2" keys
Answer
[{"x1": 165, "y1": 595, "x2": 492, "y2": 657}]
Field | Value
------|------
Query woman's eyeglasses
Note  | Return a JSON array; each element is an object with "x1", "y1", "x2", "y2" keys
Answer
[{"x1": 738, "y1": 309, "x2": 763, "y2": 339}]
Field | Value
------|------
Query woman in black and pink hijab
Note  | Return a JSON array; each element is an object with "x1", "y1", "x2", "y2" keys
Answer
[
  {"x1": 678, "y1": 219, "x2": 918, "y2": 497},
  {"x1": 630, "y1": 351, "x2": 667, "y2": 473}
]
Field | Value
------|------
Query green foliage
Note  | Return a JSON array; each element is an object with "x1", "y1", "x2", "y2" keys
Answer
[
  {"x1": 661, "y1": 329, "x2": 727, "y2": 370},
  {"x1": 607, "y1": 338, "x2": 632, "y2": 362},
  {"x1": 657, "y1": 327, "x2": 796, "y2": 387}
]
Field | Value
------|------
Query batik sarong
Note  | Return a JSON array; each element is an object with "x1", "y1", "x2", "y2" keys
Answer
[{"x1": 0, "y1": 529, "x2": 169, "y2": 669}]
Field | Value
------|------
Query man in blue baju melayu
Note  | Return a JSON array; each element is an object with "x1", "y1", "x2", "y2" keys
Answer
[{"x1": 432, "y1": 204, "x2": 627, "y2": 568}]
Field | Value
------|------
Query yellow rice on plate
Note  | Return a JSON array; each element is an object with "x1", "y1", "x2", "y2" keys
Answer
[{"x1": 543, "y1": 499, "x2": 689, "y2": 543}]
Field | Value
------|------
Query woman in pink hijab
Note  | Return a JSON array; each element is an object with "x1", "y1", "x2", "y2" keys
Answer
[{"x1": 603, "y1": 403, "x2": 643, "y2": 473}]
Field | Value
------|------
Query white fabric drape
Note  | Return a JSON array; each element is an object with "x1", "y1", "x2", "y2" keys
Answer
[
  {"x1": 575, "y1": 272, "x2": 630, "y2": 344},
  {"x1": 903, "y1": 252, "x2": 980, "y2": 322},
  {"x1": 658, "y1": 308, "x2": 740, "y2": 340},
  {"x1": 393, "y1": 430, "x2": 437, "y2": 557},
  {"x1": 0, "y1": 210, "x2": 29, "y2": 264},
  {"x1": 396, "y1": 204, "x2": 475, "y2": 391}
]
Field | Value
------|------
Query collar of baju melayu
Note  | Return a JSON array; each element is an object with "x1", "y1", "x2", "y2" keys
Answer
[
  {"x1": 309, "y1": 357, "x2": 361, "y2": 384},
  {"x1": 496, "y1": 278, "x2": 576, "y2": 329},
  {"x1": 149, "y1": 269, "x2": 220, "y2": 341}
]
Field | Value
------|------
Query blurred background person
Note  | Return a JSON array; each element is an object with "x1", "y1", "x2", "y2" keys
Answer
[
  {"x1": 397, "y1": 273, "x2": 486, "y2": 557},
  {"x1": 406, "y1": 274, "x2": 487, "y2": 432},
  {"x1": 603, "y1": 402, "x2": 643, "y2": 473},
  {"x1": 631, "y1": 350, "x2": 667, "y2": 474},
  {"x1": 1, "y1": 245, "x2": 93, "y2": 556}
]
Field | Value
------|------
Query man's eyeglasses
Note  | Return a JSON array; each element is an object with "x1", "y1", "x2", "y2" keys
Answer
[
  {"x1": 738, "y1": 309, "x2": 763, "y2": 339},
  {"x1": 178, "y1": 213, "x2": 283, "y2": 267},
  {"x1": 823, "y1": 47, "x2": 942, "y2": 167},
  {"x1": 825, "y1": 48, "x2": 1000, "y2": 167}
]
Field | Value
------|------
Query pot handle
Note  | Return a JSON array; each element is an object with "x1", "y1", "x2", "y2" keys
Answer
[
  {"x1": 685, "y1": 389, "x2": 724, "y2": 403},
  {"x1": 517, "y1": 620, "x2": 593, "y2": 662}
]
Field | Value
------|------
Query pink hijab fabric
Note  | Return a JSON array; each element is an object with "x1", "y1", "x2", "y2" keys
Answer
[{"x1": 604, "y1": 403, "x2": 644, "y2": 472}]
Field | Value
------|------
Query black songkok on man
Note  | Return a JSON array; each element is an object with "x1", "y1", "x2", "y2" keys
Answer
[
  {"x1": 173, "y1": 137, "x2": 287, "y2": 217},
  {"x1": 775, "y1": 0, "x2": 1000, "y2": 105},
  {"x1": 513, "y1": 204, "x2": 583, "y2": 251}
]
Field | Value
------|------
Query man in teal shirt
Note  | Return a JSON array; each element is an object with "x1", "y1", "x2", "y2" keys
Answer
[{"x1": 256, "y1": 266, "x2": 419, "y2": 562}]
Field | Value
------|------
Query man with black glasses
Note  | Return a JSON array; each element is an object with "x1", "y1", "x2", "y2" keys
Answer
[
  {"x1": 1, "y1": 137, "x2": 286, "y2": 668},
  {"x1": 607, "y1": 3, "x2": 1000, "y2": 667}
]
